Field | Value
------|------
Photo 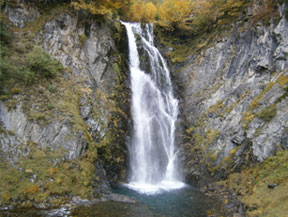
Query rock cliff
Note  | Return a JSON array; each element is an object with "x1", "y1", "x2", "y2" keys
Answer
[
  {"x1": 154, "y1": 2, "x2": 288, "y2": 215},
  {"x1": 1, "y1": 0, "x2": 288, "y2": 215},
  {"x1": 158, "y1": 3, "x2": 288, "y2": 184},
  {"x1": 0, "y1": 1, "x2": 130, "y2": 208}
]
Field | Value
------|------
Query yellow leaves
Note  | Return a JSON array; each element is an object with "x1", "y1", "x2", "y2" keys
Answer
[
  {"x1": 47, "y1": 167, "x2": 57, "y2": 176},
  {"x1": 71, "y1": 0, "x2": 122, "y2": 16},
  {"x1": 24, "y1": 185, "x2": 40, "y2": 194},
  {"x1": 25, "y1": 169, "x2": 33, "y2": 174},
  {"x1": 3, "y1": 193, "x2": 10, "y2": 201},
  {"x1": 55, "y1": 177, "x2": 62, "y2": 184},
  {"x1": 71, "y1": 0, "x2": 249, "y2": 32},
  {"x1": 129, "y1": 1, "x2": 144, "y2": 21},
  {"x1": 158, "y1": 0, "x2": 192, "y2": 30},
  {"x1": 192, "y1": 0, "x2": 213, "y2": 15},
  {"x1": 142, "y1": 2, "x2": 157, "y2": 23},
  {"x1": 277, "y1": 75, "x2": 288, "y2": 86},
  {"x1": 128, "y1": 1, "x2": 157, "y2": 23}
]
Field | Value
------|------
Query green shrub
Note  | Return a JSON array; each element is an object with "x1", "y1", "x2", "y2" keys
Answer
[
  {"x1": 256, "y1": 104, "x2": 277, "y2": 122},
  {"x1": 48, "y1": 84, "x2": 56, "y2": 92},
  {"x1": 0, "y1": 21, "x2": 11, "y2": 46},
  {"x1": 27, "y1": 46, "x2": 63, "y2": 78},
  {"x1": 0, "y1": 43, "x2": 8, "y2": 57},
  {"x1": 1, "y1": 45, "x2": 64, "y2": 91},
  {"x1": 48, "y1": 104, "x2": 54, "y2": 109},
  {"x1": 79, "y1": 34, "x2": 87, "y2": 46}
]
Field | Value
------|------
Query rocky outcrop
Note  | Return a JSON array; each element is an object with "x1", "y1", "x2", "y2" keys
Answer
[
  {"x1": 0, "y1": 2, "x2": 130, "y2": 206},
  {"x1": 163, "y1": 4, "x2": 288, "y2": 184},
  {"x1": 4, "y1": 1, "x2": 40, "y2": 28},
  {"x1": 0, "y1": 102, "x2": 87, "y2": 160}
]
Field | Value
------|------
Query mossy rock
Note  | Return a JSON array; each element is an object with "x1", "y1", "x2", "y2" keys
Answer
[
  {"x1": 256, "y1": 104, "x2": 277, "y2": 122},
  {"x1": 224, "y1": 150, "x2": 288, "y2": 217}
]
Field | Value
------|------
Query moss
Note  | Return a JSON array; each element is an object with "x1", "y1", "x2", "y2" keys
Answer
[
  {"x1": 242, "y1": 112, "x2": 255, "y2": 128},
  {"x1": 6, "y1": 98, "x2": 18, "y2": 111},
  {"x1": 0, "y1": 2, "x2": 130, "y2": 207},
  {"x1": 203, "y1": 149, "x2": 221, "y2": 174},
  {"x1": 186, "y1": 100, "x2": 225, "y2": 136},
  {"x1": 276, "y1": 74, "x2": 288, "y2": 86},
  {"x1": 0, "y1": 94, "x2": 9, "y2": 100},
  {"x1": 0, "y1": 143, "x2": 99, "y2": 207},
  {"x1": 206, "y1": 100, "x2": 225, "y2": 116},
  {"x1": 24, "y1": 185, "x2": 41, "y2": 194},
  {"x1": 250, "y1": 82, "x2": 275, "y2": 110},
  {"x1": 48, "y1": 84, "x2": 56, "y2": 92},
  {"x1": 192, "y1": 133, "x2": 205, "y2": 149},
  {"x1": 256, "y1": 104, "x2": 277, "y2": 122},
  {"x1": 156, "y1": 23, "x2": 231, "y2": 63},
  {"x1": 224, "y1": 151, "x2": 288, "y2": 217},
  {"x1": 225, "y1": 90, "x2": 251, "y2": 114},
  {"x1": 242, "y1": 81, "x2": 275, "y2": 128},
  {"x1": 79, "y1": 33, "x2": 87, "y2": 47},
  {"x1": 0, "y1": 19, "x2": 64, "y2": 94},
  {"x1": 276, "y1": 85, "x2": 288, "y2": 103},
  {"x1": 206, "y1": 129, "x2": 219, "y2": 144},
  {"x1": 0, "y1": 53, "x2": 102, "y2": 207},
  {"x1": 189, "y1": 128, "x2": 219, "y2": 164},
  {"x1": 186, "y1": 100, "x2": 224, "y2": 161},
  {"x1": 240, "y1": 73, "x2": 287, "y2": 128},
  {"x1": 10, "y1": 87, "x2": 22, "y2": 94},
  {"x1": 220, "y1": 146, "x2": 239, "y2": 168},
  {"x1": 12, "y1": 4, "x2": 72, "y2": 35},
  {"x1": 250, "y1": 0, "x2": 281, "y2": 27}
]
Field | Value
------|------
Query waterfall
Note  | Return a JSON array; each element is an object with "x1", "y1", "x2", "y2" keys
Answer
[{"x1": 121, "y1": 22, "x2": 185, "y2": 194}]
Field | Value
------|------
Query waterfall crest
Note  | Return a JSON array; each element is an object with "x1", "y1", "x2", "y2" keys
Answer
[{"x1": 122, "y1": 22, "x2": 185, "y2": 194}]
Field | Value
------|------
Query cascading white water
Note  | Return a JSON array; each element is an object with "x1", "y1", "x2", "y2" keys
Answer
[{"x1": 122, "y1": 22, "x2": 185, "y2": 194}]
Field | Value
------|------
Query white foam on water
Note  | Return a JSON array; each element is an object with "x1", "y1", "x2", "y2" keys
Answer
[{"x1": 125, "y1": 181, "x2": 186, "y2": 195}]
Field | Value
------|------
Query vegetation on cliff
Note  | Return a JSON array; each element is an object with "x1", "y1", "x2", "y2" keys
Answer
[
  {"x1": 1, "y1": 0, "x2": 288, "y2": 215},
  {"x1": 224, "y1": 150, "x2": 288, "y2": 217},
  {"x1": 0, "y1": 1, "x2": 129, "y2": 208}
]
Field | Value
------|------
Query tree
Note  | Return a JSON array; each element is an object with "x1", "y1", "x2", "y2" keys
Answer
[
  {"x1": 127, "y1": 0, "x2": 157, "y2": 22},
  {"x1": 142, "y1": 2, "x2": 157, "y2": 22},
  {"x1": 158, "y1": 0, "x2": 192, "y2": 30},
  {"x1": 71, "y1": 0, "x2": 122, "y2": 17},
  {"x1": 128, "y1": 0, "x2": 145, "y2": 21}
]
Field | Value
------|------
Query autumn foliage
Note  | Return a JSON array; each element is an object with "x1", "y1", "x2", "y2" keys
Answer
[
  {"x1": 71, "y1": 0, "x2": 122, "y2": 16},
  {"x1": 185, "y1": 0, "x2": 249, "y2": 32},
  {"x1": 126, "y1": 0, "x2": 157, "y2": 22},
  {"x1": 70, "y1": 0, "x2": 278, "y2": 32},
  {"x1": 251, "y1": 0, "x2": 280, "y2": 25},
  {"x1": 158, "y1": 0, "x2": 192, "y2": 30}
]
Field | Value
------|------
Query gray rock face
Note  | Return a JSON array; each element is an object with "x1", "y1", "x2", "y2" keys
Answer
[
  {"x1": 36, "y1": 13, "x2": 124, "y2": 139},
  {"x1": 0, "y1": 102, "x2": 88, "y2": 160},
  {"x1": 166, "y1": 5, "x2": 288, "y2": 183},
  {"x1": 38, "y1": 13, "x2": 116, "y2": 89},
  {"x1": 4, "y1": 2, "x2": 40, "y2": 28},
  {"x1": 0, "y1": 3, "x2": 129, "y2": 198}
]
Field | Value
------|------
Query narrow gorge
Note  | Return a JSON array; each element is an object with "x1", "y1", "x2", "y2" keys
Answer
[{"x1": 0, "y1": 0, "x2": 287, "y2": 216}]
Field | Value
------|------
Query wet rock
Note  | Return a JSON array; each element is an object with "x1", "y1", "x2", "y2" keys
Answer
[
  {"x1": 267, "y1": 183, "x2": 279, "y2": 189},
  {"x1": 281, "y1": 134, "x2": 288, "y2": 150},
  {"x1": 102, "y1": 193, "x2": 138, "y2": 203}
]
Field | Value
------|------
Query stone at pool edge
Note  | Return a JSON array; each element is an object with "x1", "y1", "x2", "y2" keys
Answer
[{"x1": 267, "y1": 183, "x2": 279, "y2": 189}]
